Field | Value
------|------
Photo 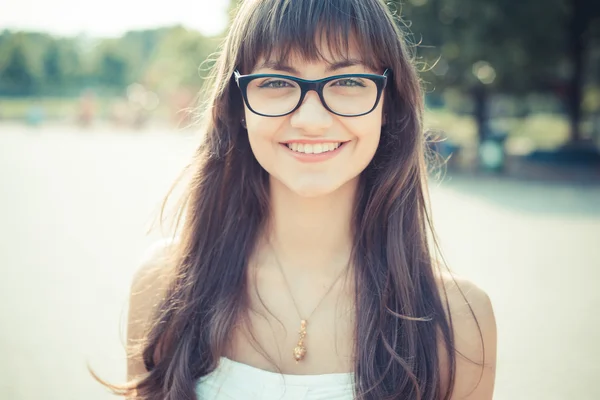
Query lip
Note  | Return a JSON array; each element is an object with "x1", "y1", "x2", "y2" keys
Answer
[
  {"x1": 280, "y1": 139, "x2": 348, "y2": 144},
  {"x1": 280, "y1": 141, "x2": 348, "y2": 163}
]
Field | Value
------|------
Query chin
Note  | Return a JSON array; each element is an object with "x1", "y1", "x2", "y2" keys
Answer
[
  {"x1": 291, "y1": 186, "x2": 337, "y2": 198},
  {"x1": 281, "y1": 177, "x2": 350, "y2": 198}
]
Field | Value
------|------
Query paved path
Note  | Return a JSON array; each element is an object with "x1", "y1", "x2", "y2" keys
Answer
[{"x1": 0, "y1": 126, "x2": 598, "y2": 400}]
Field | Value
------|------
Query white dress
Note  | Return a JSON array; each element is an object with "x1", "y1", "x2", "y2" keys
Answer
[{"x1": 196, "y1": 357, "x2": 355, "y2": 400}]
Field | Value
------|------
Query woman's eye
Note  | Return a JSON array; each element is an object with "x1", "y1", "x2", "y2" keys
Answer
[
  {"x1": 258, "y1": 80, "x2": 293, "y2": 88},
  {"x1": 332, "y1": 78, "x2": 366, "y2": 87}
]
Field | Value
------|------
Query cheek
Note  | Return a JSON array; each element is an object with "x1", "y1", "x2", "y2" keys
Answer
[
  {"x1": 244, "y1": 104, "x2": 285, "y2": 140},
  {"x1": 356, "y1": 132, "x2": 381, "y2": 172},
  {"x1": 343, "y1": 114, "x2": 382, "y2": 156},
  {"x1": 245, "y1": 115, "x2": 285, "y2": 163}
]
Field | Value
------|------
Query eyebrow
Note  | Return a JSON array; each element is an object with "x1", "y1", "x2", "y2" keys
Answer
[{"x1": 256, "y1": 58, "x2": 365, "y2": 74}]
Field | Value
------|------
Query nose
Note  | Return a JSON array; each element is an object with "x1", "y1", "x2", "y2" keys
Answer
[{"x1": 289, "y1": 91, "x2": 333, "y2": 133}]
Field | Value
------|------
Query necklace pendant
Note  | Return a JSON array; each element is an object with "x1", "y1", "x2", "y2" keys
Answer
[
  {"x1": 293, "y1": 344, "x2": 307, "y2": 362},
  {"x1": 293, "y1": 319, "x2": 308, "y2": 362}
]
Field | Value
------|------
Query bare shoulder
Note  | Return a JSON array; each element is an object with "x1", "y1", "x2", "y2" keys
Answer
[
  {"x1": 436, "y1": 272, "x2": 497, "y2": 399},
  {"x1": 131, "y1": 238, "x2": 177, "y2": 296},
  {"x1": 437, "y1": 272, "x2": 496, "y2": 331},
  {"x1": 127, "y1": 238, "x2": 178, "y2": 380}
]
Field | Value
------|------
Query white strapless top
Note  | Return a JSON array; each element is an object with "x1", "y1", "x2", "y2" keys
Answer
[{"x1": 196, "y1": 357, "x2": 355, "y2": 400}]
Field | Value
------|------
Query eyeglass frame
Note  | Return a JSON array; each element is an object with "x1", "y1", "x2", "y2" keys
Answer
[{"x1": 233, "y1": 69, "x2": 390, "y2": 118}]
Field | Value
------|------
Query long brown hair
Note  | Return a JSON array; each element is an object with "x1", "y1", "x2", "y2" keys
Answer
[{"x1": 99, "y1": 0, "x2": 464, "y2": 399}]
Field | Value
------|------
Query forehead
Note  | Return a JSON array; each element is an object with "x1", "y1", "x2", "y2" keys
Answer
[
  {"x1": 239, "y1": 18, "x2": 382, "y2": 74},
  {"x1": 235, "y1": 0, "x2": 390, "y2": 75},
  {"x1": 249, "y1": 33, "x2": 375, "y2": 74}
]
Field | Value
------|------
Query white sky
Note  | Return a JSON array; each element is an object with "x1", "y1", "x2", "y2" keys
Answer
[{"x1": 0, "y1": 0, "x2": 230, "y2": 37}]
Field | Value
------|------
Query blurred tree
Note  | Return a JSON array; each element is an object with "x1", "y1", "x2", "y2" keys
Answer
[
  {"x1": 118, "y1": 28, "x2": 172, "y2": 84},
  {"x1": 0, "y1": 31, "x2": 86, "y2": 96},
  {"x1": 565, "y1": 0, "x2": 600, "y2": 142},
  {"x1": 43, "y1": 42, "x2": 64, "y2": 88},
  {"x1": 99, "y1": 51, "x2": 128, "y2": 88},
  {"x1": 0, "y1": 26, "x2": 220, "y2": 99},
  {"x1": 391, "y1": 0, "x2": 600, "y2": 143},
  {"x1": 0, "y1": 34, "x2": 37, "y2": 95},
  {"x1": 59, "y1": 40, "x2": 85, "y2": 93},
  {"x1": 143, "y1": 26, "x2": 217, "y2": 93}
]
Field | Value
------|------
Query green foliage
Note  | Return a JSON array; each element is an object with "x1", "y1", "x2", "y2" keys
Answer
[
  {"x1": 43, "y1": 42, "x2": 62, "y2": 85},
  {"x1": 0, "y1": 32, "x2": 39, "y2": 95},
  {"x1": 391, "y1": 0, "x2": 600, "y2": 142},
  {"x1": 393, "y1": 0, "x2": 570, "y2": 94},
  {"x1": 143, "y1": 26, "x2": 218, "y2": 93},
  {"x1": 0, "y1": 25, "x2": 218, "y2": 97},
  {"x1": 1, "y1": 41, "x2": 36, "y2": 95}
]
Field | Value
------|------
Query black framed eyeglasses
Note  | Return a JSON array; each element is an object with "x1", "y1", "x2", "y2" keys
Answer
[{"x1": 233, "y1": 69, "x2": 389, "y2": 117}]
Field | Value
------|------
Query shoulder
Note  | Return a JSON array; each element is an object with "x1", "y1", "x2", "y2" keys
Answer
[
  {"x1": 437, "y1": 272, "x2": 496, "y2": 331},
  {"x1": 436, "y1": 272, "x2": 497, "y2": 399},
  {"x1": 129, "y1": 238, "x2": 178, "y2": 325},
  {"x1": 127, "y1": 238, "x2": 178, "y2": 378},
  {"x1": 131, "y1": 238, "x2": 177, "y2": 294}
]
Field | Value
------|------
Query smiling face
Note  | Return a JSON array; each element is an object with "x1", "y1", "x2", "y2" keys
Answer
[{"x1": 241, "y1": 39, "x2": 385, "y2": 198}]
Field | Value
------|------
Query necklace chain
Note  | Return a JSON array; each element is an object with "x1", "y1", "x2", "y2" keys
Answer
[
  {"x1": 270, "y1": 242, "x2": 349, "y2": 320},
  {"x1": 269, "y1": 241, "x2": 350, "y2": 362}
]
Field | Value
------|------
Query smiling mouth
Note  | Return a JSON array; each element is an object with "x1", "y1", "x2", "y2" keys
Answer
[{"x1": 281, "y1": 141, "x2": 349, "y2": 155}]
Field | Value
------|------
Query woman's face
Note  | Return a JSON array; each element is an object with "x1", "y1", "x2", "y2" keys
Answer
[{"x1": 243, "y1": 40, "x2": 384, "y2": 198}]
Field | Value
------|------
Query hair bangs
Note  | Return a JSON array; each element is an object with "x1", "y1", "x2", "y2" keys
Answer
[{"x1": 238, "y1": 0, "x2": 388, "y2": 73}]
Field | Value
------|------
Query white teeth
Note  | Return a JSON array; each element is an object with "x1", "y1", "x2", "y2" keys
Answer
[{"x1": 285, "y1": 142, "x2": 343, "y2": 154}]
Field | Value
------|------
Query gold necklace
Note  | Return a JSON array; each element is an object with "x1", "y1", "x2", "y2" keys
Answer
[{"x1": 270, "y1": 243, "x2": 350, "y2": 363}]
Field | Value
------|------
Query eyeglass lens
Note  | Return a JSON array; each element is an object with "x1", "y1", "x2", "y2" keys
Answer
[{"x1": 245, "y1": 76, "x2": 379, "y2": 116}]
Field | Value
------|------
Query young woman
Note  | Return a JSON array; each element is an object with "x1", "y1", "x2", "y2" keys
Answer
[{"x1": 109, "y1": 0, "x2": 497, "y2": 399}]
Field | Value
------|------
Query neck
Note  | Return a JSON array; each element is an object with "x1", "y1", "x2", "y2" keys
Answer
[{"x1": 262, "y1": 177, "x2": 357, "y2": 274}]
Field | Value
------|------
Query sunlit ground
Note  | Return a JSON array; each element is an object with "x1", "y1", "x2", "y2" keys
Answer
[{"x1": 0, "y1": 124, "x2": 598, "y2": 400}]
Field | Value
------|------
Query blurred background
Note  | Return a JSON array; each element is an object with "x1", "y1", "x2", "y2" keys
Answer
[{"x1": 0, "y1": 0, "x2": 598, "y2": 399}]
